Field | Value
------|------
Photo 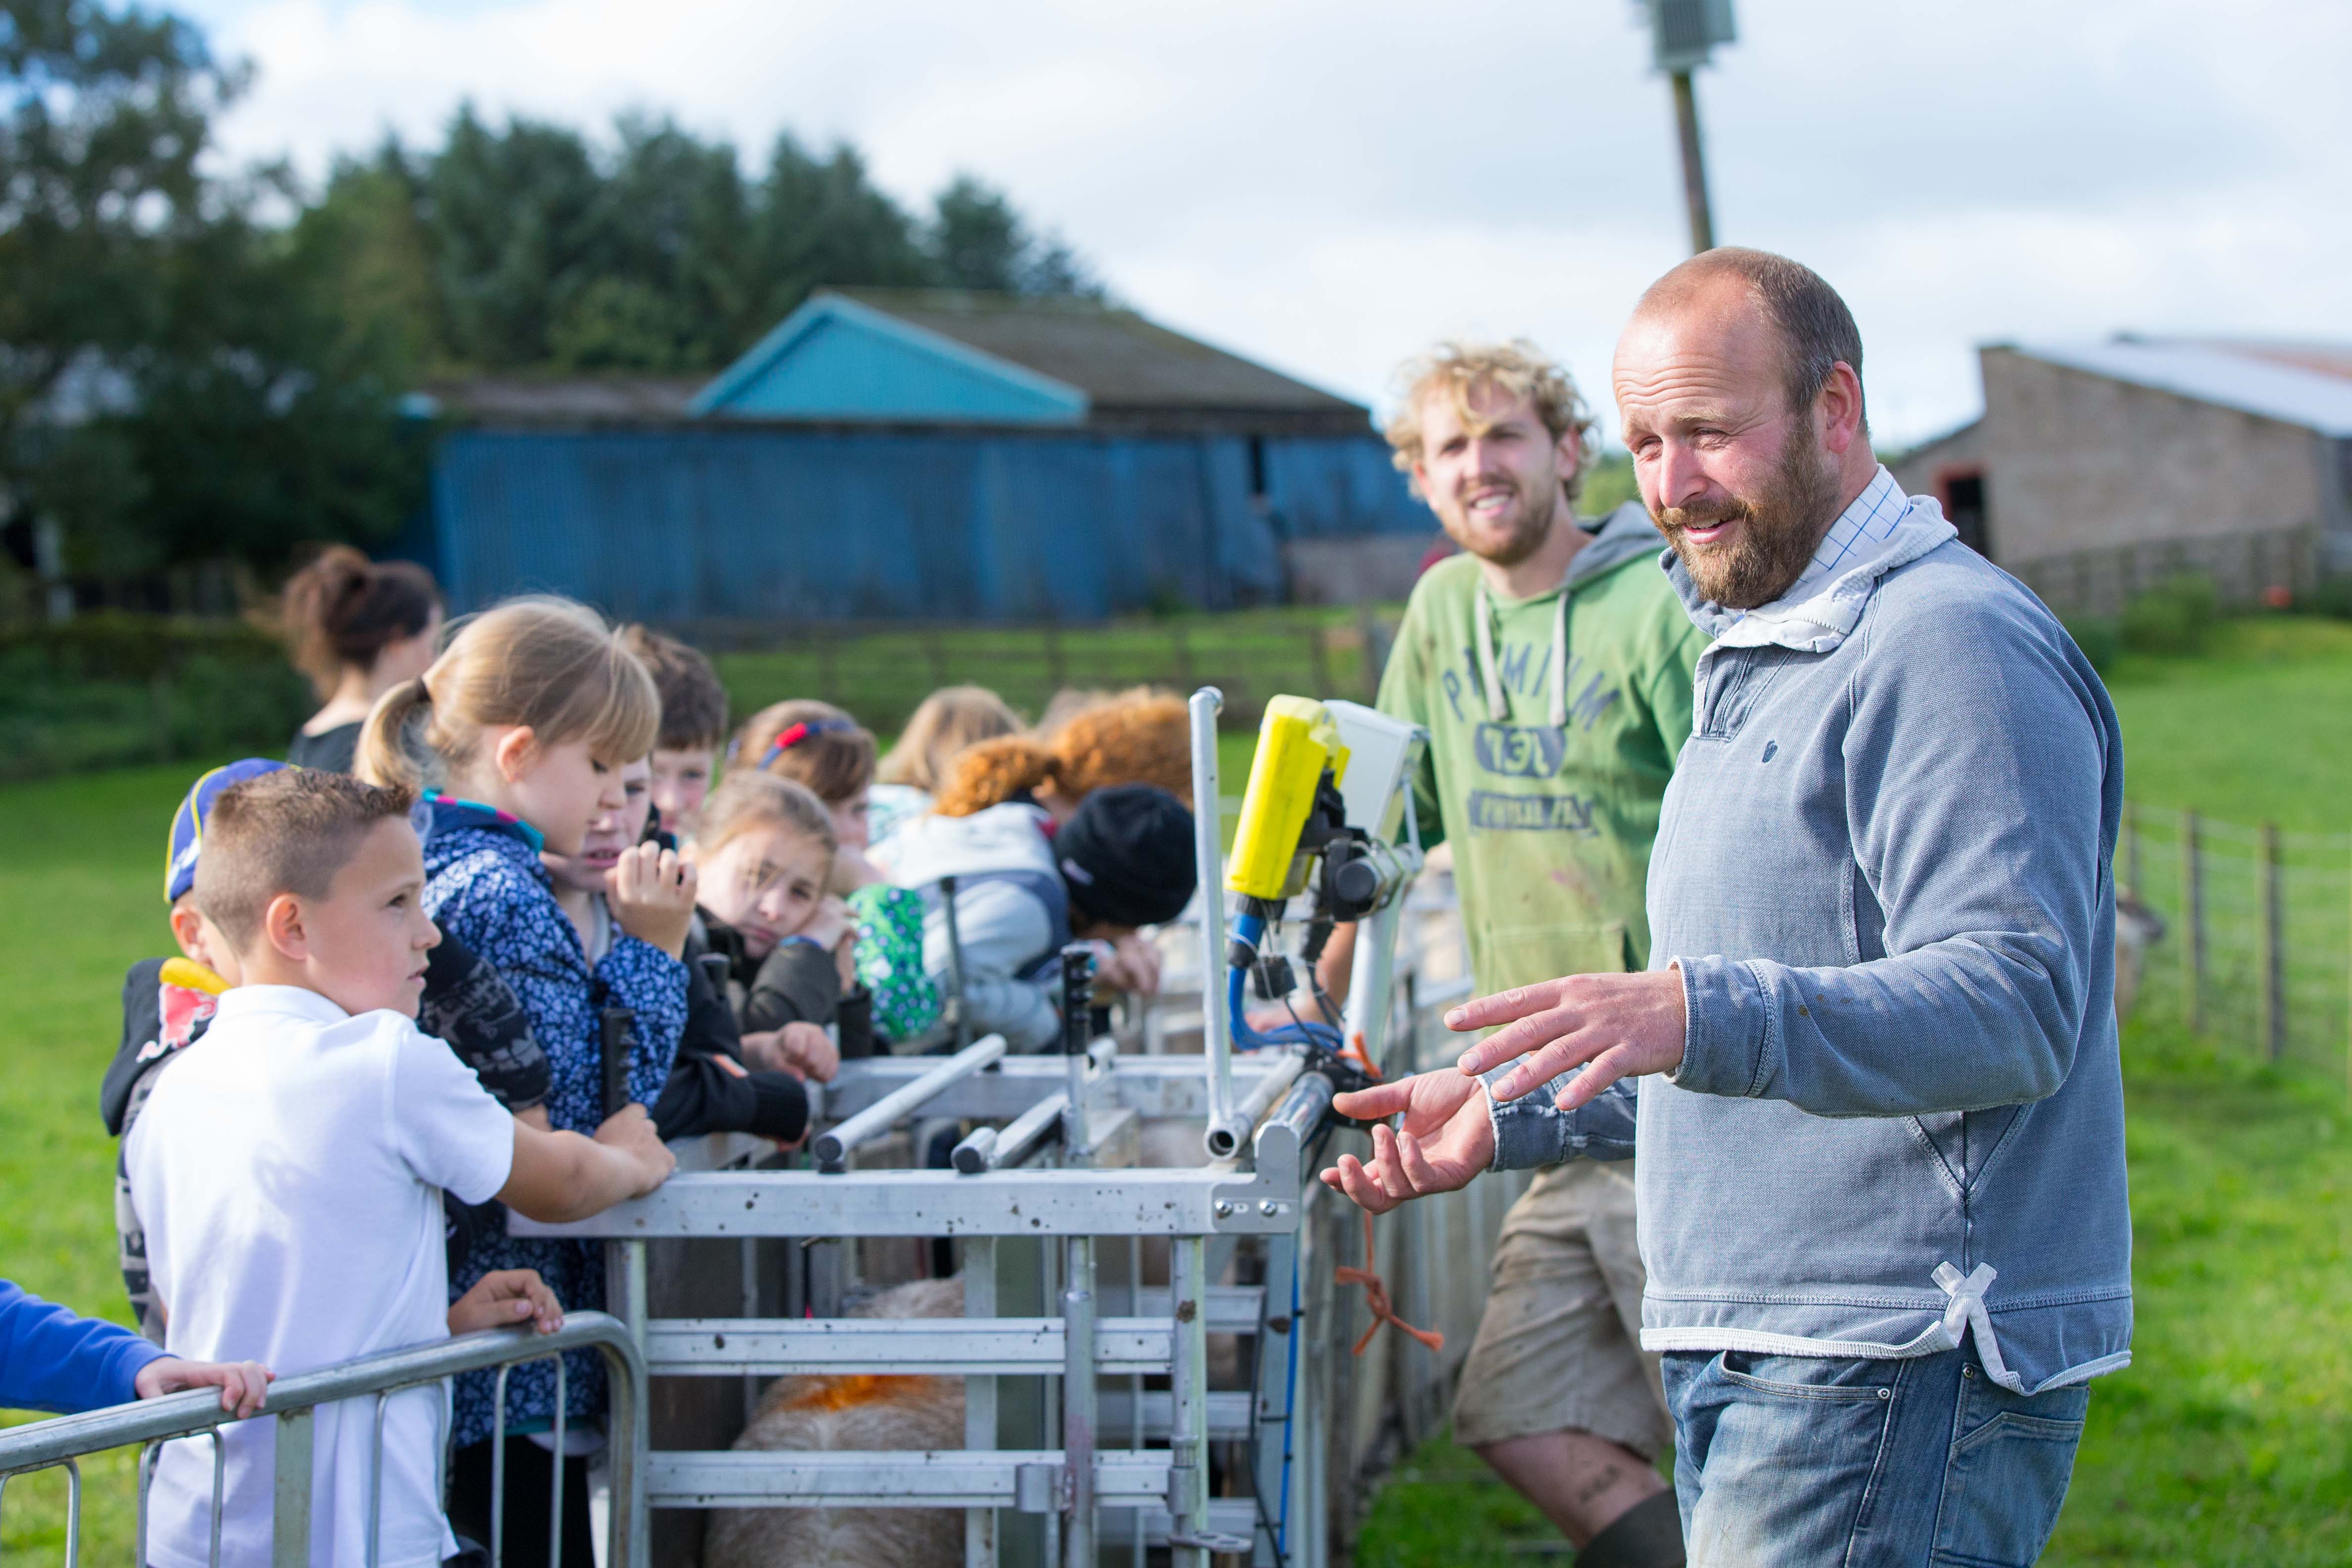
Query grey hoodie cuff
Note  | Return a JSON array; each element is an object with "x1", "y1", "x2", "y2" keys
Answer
[
  {"x1": 1669, "y1": 954, "x2": 1771, "y2": 1097},
  {"x1": 1484, "y1": 1067, "x2": 1568, "y2": 1171}
]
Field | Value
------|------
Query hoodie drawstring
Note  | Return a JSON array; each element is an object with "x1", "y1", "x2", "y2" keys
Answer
[{"x1": 1474, "y1": 585, "x2": 1573, "y2": 729}]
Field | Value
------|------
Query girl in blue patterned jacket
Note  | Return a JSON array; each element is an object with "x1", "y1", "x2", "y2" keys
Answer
[{"x1": 358, "y1": 595, "x2": 695, "y2": 1567}]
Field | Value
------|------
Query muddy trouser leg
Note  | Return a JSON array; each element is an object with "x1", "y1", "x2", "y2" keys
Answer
[{"x1": 1451, "y1": 1161, "x2": 1670, "y2": 1460}]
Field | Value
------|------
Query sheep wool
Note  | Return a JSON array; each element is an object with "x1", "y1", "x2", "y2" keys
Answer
[{"x1": 704, "y1": 1276, "x2": 967, "y2": 1568}]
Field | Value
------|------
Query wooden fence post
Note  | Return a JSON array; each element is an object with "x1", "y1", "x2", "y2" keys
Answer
[
  {"x1": 2123, "y1": 800, "x2": 2141, "y2": 897},
  {"x1": 2259, "y1": 821, "x2": 2284, "y2": 1060},
  {"x1": 1306, "y1": 625, "x2": 1332, "y2": 698},
  {"x1": 1042, "y1": 624, "x2": 1066, "y2": 690},
  {"x1": 1171, "y1": 624, "x2": 1195, "y2": 690},
  {"x1": 817, "y1": 636, "x2": 841, "y2": 707},
  {"x1": 2180, "y1": 809, "x2": 2204, "y2": 1033}
]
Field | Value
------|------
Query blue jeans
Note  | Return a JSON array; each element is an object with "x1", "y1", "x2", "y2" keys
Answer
[{"x1": 1661, "y1": 1345, "x2": 2089, "y2": 1568}]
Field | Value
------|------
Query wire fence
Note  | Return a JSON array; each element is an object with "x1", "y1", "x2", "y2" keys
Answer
[{"x1": 2118, "y1": 802, "x2": 2352, "y2": 1089}]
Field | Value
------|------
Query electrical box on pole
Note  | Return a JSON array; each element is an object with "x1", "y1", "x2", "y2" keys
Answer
[{"x1": 1637, "y1": 0, "x2": 1736, "y2": 254}]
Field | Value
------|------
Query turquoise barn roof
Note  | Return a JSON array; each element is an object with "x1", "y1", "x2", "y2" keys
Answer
[{"x1": 691, "y1": 289, "x2": 1368, "y2": 432}]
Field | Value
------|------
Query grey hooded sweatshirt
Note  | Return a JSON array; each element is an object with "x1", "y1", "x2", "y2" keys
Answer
[{"x1": 1488, "y1": 473, "x2": 2131, "y2": 1396}]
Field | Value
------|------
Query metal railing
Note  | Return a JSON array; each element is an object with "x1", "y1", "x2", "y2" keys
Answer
[{"x1": 0, "y1": 1312, "x2": 645, "y2": 1568}]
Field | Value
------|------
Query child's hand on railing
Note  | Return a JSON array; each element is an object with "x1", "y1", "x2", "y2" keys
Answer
[
  {"x1": 744, "y1": 1022, "x2": 840, "y2": 1083},
  {"x1": 1096, "y1": 932, "x2": 1162, "y2": 996},
  {"x1": 447, "y1": 1269, "x2": 564, "y2": 1336},
  {"x1": 591, "y1": 1102, "x2": 677, "y2": 1194},
  {"x1": 134, "y1": 1355, "x2": 275, "y2": 1419},
  {"x1": 608, "y1": 842, "x2": 698, "y2": 958}
]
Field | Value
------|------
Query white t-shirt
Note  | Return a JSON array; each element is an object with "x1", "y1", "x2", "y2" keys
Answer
[{"x1": 126, "y1": 985, "x2": 515, "y2": 1568}]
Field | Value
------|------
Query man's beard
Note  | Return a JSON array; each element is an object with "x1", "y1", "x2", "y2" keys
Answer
[
  {"x1": 1655, "y1": 428, "x2": 1842, "y2": 609},
  {"x1": 1442, "y1": 472, "x2": 1558, "y2": 568}
]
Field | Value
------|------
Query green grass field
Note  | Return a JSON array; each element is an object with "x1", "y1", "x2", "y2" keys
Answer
[{"x1": 7, "y1": 616, "x2": 2352, "y2": 1560}]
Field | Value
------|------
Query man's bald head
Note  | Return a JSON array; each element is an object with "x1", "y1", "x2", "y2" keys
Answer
[
  {"x1": 1613, "y1": 249, "x2": 1877, "y2": 609},
  {"x1": 1631, "y1": 248, "x2": 1867, "y2": 435}
]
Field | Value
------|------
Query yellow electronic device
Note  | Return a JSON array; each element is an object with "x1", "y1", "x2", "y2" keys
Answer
[{"x1": 1226, "y1": 695, "x2": 1349, "y2": 903}]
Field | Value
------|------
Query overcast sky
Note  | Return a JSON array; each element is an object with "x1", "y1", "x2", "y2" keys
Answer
[{"x1": 177, "y1": 0, "x2": 2352, "y2": 447}]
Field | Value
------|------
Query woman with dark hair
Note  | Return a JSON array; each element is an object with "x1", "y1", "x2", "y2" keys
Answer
[{"x1": 280, "y1": 545, "x2": 443, "y2": 773}]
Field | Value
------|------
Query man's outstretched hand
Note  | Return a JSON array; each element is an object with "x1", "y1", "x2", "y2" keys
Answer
[
  {"x1": 1317, "y1": 1072, "x2": 1493, "y2": 1215},
  {"x1": 1448, "y1": 967, "x2": 1687, "y2": 1110}
]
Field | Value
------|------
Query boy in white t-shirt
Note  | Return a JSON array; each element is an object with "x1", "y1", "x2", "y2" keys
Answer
[{"x1": 126, "y1": 768, "x2": 676, "y2": 1568}]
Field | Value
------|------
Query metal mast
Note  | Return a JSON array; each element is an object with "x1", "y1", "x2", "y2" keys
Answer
[{"x1": 1640, "y1": 0, "x2": 1738, "y2": 255}]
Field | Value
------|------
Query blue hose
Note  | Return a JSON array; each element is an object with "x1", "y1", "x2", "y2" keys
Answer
[{"x1": 1228, "y1": 910, "x2": 1343, "y2": 1051}]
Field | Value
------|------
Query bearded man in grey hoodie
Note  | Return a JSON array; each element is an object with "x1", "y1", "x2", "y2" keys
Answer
[{"x1": 1322, "y1": 249, "x2": 2129, "y2": 1568}]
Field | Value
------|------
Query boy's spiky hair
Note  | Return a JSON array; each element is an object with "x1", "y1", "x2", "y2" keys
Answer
[
  {"x1": 193, "y1": 769, "x2": 418, "y2": 951},
  {"x1": 621, "y1": 625, "x2": 730, "y2": 753}
]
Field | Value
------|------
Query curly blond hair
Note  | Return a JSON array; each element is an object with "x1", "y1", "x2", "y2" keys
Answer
[
  {"x1": 1383, "y1": 340, "x2": 1597, "y2": 503},
  {"x1": 935, "y1": 689, "x2": 1192, "y2": 817}
]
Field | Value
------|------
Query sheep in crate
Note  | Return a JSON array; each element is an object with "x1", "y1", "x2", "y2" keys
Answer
[{"x1": 704, "y1": 1276, "x2": 967, "y2": 1568}]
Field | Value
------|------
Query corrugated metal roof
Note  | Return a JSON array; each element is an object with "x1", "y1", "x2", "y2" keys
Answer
[
  {"x1": 419, "y1": 375, "x2": 704, "y2": 424},
  {"x1": 823, "y1": 288, "x2": 1366, "y2": 417},
  {"x1": 2006, "y1": 338, "x2": 2352, "y2": 437}
]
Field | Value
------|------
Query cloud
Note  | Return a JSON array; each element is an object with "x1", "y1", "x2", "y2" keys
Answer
[{"x1": 182, "y1": 0, "x2": 2352, "y2": 444}]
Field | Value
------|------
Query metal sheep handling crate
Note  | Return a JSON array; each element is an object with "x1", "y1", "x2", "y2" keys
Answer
[
  {"x1": 0, "y1": 686, "x2": 1522, "y2": 1568},
  {"x1": 514, "y1": 687, "x2": 1465, "y2": 1568}
]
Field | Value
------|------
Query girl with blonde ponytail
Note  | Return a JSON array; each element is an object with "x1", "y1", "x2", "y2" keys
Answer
[{"x1": 368, "y1": 596, "x2": 695, "y2": 1559}]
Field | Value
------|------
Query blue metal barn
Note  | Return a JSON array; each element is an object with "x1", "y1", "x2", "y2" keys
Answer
[{"x1": 409, "y1": 290, "x2": 1430, "y2": 622}]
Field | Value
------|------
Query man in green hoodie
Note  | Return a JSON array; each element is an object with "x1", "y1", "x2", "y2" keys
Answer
[{"x1": 1367, "y1": 341, "x2": 1702, "y2": 1568}]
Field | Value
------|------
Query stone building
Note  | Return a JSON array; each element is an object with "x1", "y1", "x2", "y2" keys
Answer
[{"x1": 1891, "y1": 338, "x2": 2352, "y2": 612}]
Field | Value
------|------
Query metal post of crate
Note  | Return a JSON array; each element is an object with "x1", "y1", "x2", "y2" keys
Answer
[
  {"x1": 964, "y1": 1236, "x2": 999, "y2": 1568},
  {"x1": 1167, "y1": 1235, "x2": 1210, "y2": 1566},
  {"x1": 1061, "y1": 1235, "x2": 1097, "y2": 1567}
]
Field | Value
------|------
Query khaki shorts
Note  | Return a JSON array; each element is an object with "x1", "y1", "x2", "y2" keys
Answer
[{"x1": 1451, "y1": 1159, "x2": 1670, "y2": 1459}]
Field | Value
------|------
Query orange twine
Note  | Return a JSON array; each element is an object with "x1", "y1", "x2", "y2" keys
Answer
[
  {"x1": 1337, "y1": 1030, "x2": 1384, "y2": 1083},
  {"x1": 1333, "y1": 1210, "x2": 1444, "y2": 1357}
]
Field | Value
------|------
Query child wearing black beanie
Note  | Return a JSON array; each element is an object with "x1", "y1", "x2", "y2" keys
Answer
[
  {"x1": 889, "y1": 783, "x2": 1196, "y2": 1049},
  {"x1": 1055, "y1": 784, "x2": 1197, "y2": 931}
]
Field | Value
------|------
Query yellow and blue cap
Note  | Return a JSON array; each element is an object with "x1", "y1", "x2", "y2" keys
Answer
[{"x1": 165, "y1": 759, "x2": 291, "y2": 904}]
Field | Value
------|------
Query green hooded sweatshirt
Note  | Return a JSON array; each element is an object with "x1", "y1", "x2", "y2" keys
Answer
[{"x1": 1379, "y1": 503, "x2": 1706, "y2": 996}]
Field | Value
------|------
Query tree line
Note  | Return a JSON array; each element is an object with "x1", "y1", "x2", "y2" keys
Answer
[{"x1": 0, "y1": 0, "x2": 1097, "y2": 588}]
